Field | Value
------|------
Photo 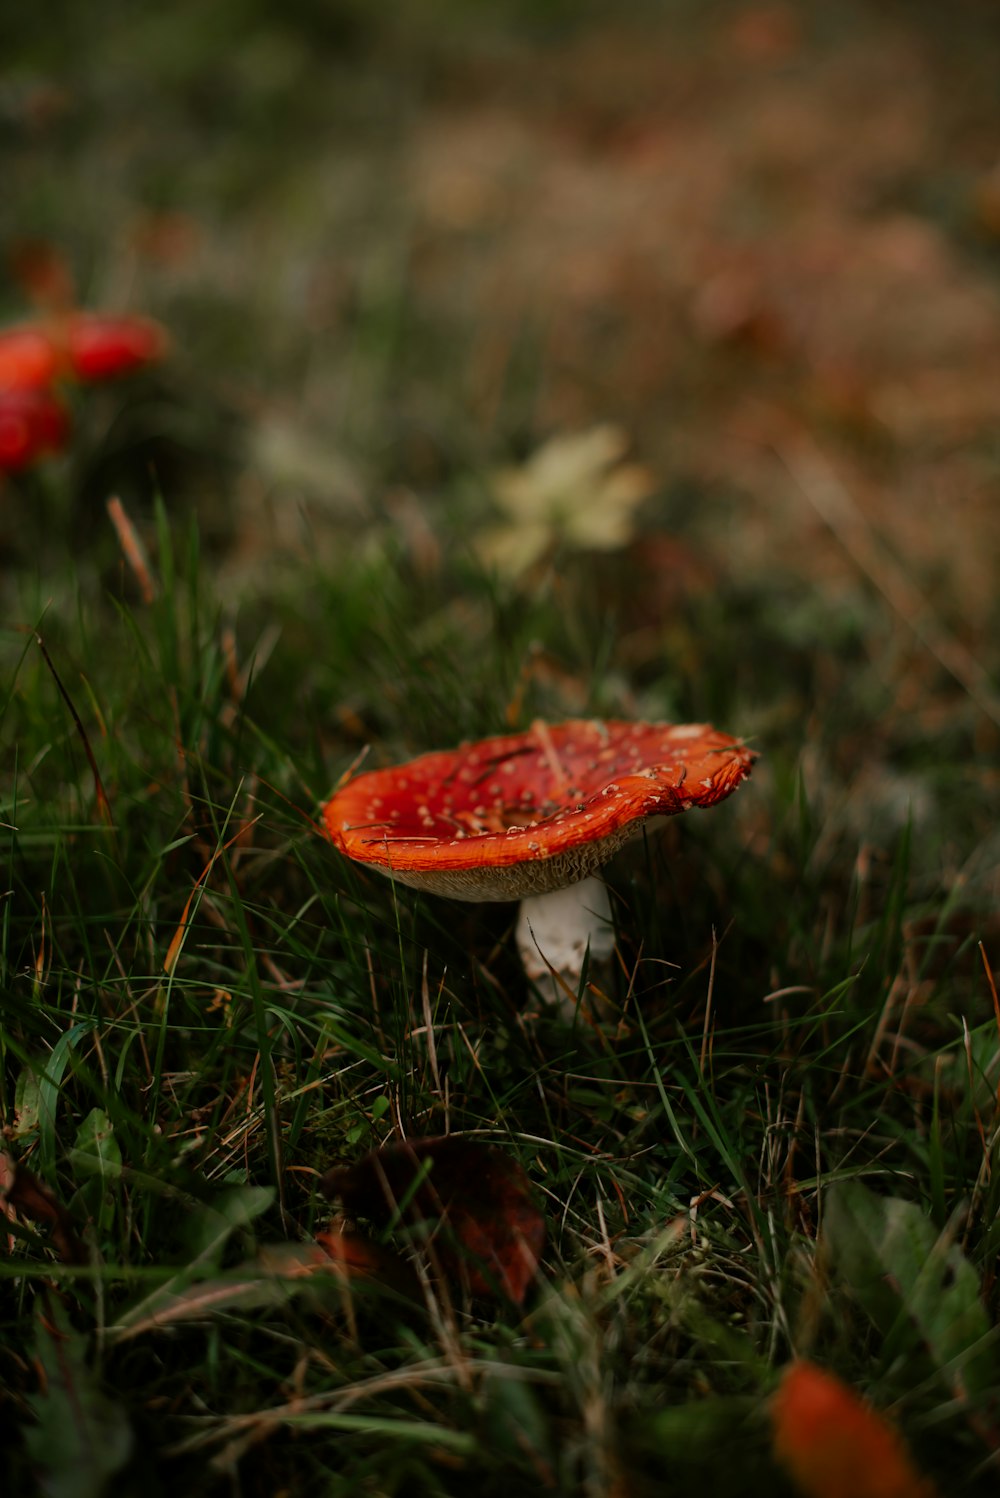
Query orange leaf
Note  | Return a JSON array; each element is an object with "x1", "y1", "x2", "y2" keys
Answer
[
  {"x1": 321, "y1": 1136, "x2": 545, "y2": 1304},
  {"x1": 771, "y1": 1361, "x2": 938, "y2": 1498}
]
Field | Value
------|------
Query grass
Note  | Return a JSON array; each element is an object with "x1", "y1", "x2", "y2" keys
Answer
[
  {"x1": 3, "y1": 1, "x2": 1000, "y2": 1493},
  {"x1": 2, "y1": 482, "x2": 997, "y2": 1495}
]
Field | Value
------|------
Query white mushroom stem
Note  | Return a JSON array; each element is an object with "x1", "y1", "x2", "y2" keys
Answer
[{"x1": 515, "y1": 876, "x2": 615, "y2": 1019}]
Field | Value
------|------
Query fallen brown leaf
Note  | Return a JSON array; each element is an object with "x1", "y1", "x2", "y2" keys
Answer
[
  {"x1": 321, "y1": 1136, "x2": 545, "y2": 1305},
  {"x1": 0, "y1": 1152, "x2": 86, "y2": 1265},
  {"x1": 312, "y1": 1228, "x2": 421, "y2": 1300}
]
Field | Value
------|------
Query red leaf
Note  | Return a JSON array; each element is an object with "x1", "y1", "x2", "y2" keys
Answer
[
  {"x1": 771, "y1": 1361, "x2": 938, "y2": 1498},
  {"x1": 321, "y1": 1136, "x2": 545, "y2": 1304}
]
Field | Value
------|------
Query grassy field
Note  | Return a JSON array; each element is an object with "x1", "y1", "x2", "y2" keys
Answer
[{"x1": 3, "y1": 2, "x2": 1000, "y2": 1494}]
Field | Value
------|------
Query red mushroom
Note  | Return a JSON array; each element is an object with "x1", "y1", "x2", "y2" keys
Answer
[
  {"x1": 323, "y1": 719, "x2": 755, "y2": 1013},
  {"x1": 0, "y1": 387, "x2": 71, "y2": 473},
  {"x1": 66, "y1": 313, "x2": 168, "y2": 382},
  {"x1": 0, "y1": 311, "x2": 168, "y2": 397},
  {"x1": 0, "y1": 326, "x2": 62, "y2": 393}
]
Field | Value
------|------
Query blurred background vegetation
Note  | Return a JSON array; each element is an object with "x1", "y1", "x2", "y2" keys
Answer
[{"x1": 5, "y1": 0, "x2": 999, "y2": 905}]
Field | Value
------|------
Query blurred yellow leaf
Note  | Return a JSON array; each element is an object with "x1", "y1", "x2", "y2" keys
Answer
[{"x1": 477, "y1": 424, "x2": 654, "y2": 576}]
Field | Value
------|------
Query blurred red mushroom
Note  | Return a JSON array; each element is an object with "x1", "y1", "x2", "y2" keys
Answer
[
  {"x1": 0, "y1": 326, "x2": 62, "y2": 393},
  {"x1": 65, "y1": 313, "x2": 168, "y2": 382},
  {"x1": 0, "y1": 305, "x2": 168, "y2": 474},
  {"x1": 0, "y1": 388, "x2": 71, "y2": 473},
  {"x1": 0, "y1": 312, "x2": 168, "y2": 392},
  {"x1": 324, "y1": 719, "x2": 755, "y2": 1015}
]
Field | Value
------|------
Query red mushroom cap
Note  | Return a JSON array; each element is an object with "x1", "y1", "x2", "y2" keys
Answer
[
  {"x1": 66, "y1": 313, "x2": 169, "y2": 382},
  {"x1": 0, "y1": 388, "x2": 71, "y2": 473},
  {"x1": 323, "y1": 719, "x2": 755, "y2": 901},
  {"x1": 0, "y1": 326, "x2": 61, "y2": 393}
]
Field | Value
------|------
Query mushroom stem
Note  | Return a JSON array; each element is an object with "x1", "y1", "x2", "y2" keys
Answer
[{"x1": 515, "y1": 876, "x2": 615, "y2": 1020}]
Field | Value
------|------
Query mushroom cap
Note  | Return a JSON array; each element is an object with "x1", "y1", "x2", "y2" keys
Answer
[
  {"x1": 0, "y1": 326, "x2": 61, "y2": 393},
  {"x1": 323, "y1": 718, "x2": 755, "y2": 901},
  {"x1": 66, "y1": 314, "x2": 169, "y2": 382},
  {"x1": 0, "y1": 387, "x2": 70, "y2": 473}
]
